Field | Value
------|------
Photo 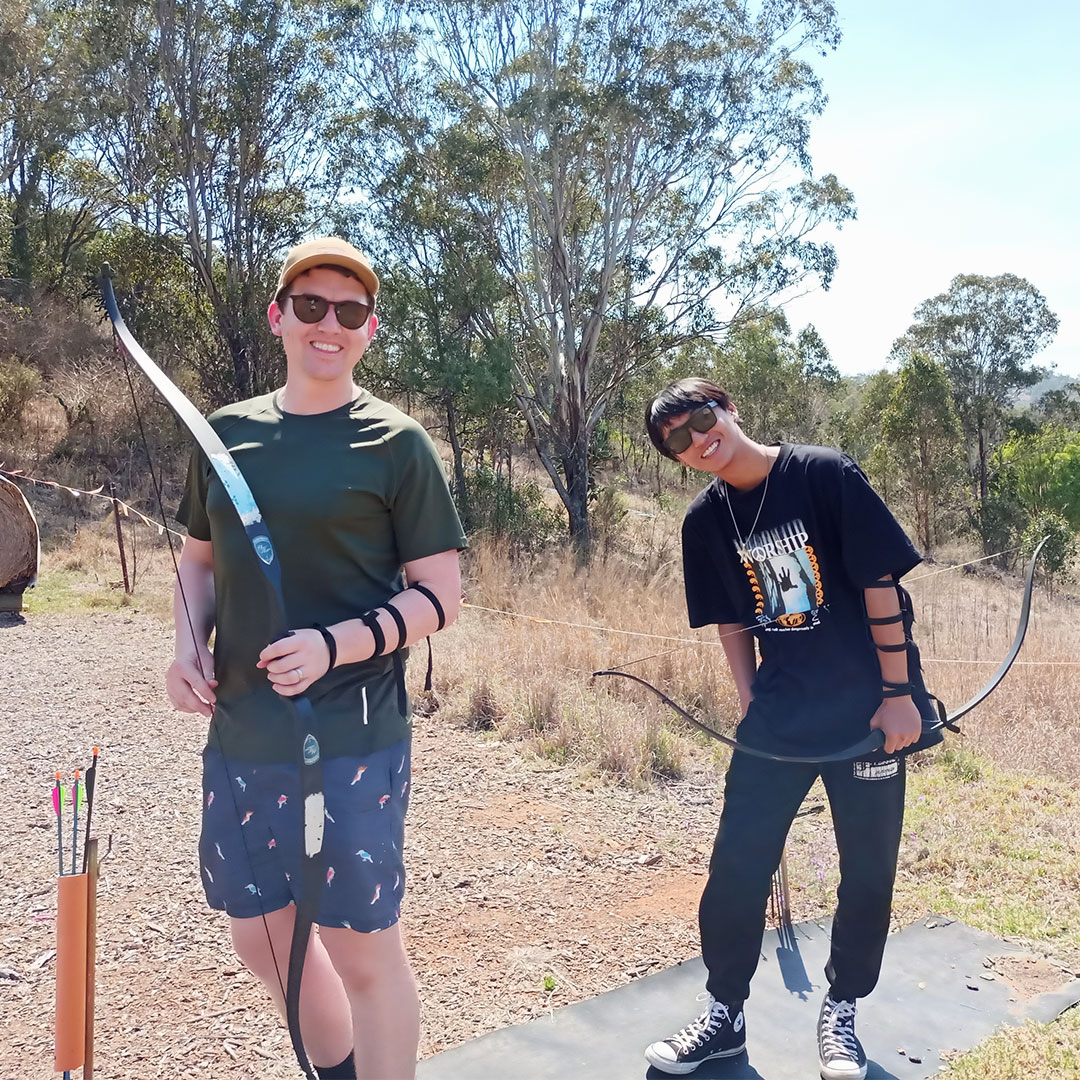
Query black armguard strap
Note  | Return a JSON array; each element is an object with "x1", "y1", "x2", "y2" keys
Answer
[
  {"x1": 875, "y1": 641, "x2": 910, "y2": 653},
  {"x1": 423, "y1": 638, "x2": 434, "y2": 692},
  {"x1": 392, "y1": 652, "x2": 408, "y2": 715},
  {"x1": 362, "y1": 606, "x2": 407, "y2": 713},
  {"x1": 311, "y1": 623, "x2": 338, "y2": 670},
  {"x1": 382, "y1": 602, "x2": 408, "y2": 652},
  {"x1": 863, "y1": 579, "x2": 899, "y2": 589},
  {"x1": 882, "y1": 680, "x2": 913, "y2": 698},
  {"x1": 408, "y1": 583, "x2": 445, "y2": 630},
  {"x1": 867, "y1": 612, "x2": 905, "y2": 626},
  {"x1": 359, "y1": 610, "x2": 386, "y2": 658}
]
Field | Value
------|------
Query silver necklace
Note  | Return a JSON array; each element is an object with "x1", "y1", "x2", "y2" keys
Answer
[{"x1": 723, "y1": 462, "x2": 771, "y2": 559}]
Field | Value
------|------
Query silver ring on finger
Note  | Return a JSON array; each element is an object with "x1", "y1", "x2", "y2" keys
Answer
[{"x1": 294, "y1": 667, "x2": 303, "y2": 680}]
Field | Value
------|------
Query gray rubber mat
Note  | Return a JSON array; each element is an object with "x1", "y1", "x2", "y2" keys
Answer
[{"x1": 419, "y1": 917, "x2": 1079, "y2": 1079}]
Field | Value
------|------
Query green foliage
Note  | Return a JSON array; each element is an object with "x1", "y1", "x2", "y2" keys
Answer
[
  {"x1": 372, "y1": 266, "x2": 515, "y2": 425},
  {"x1": 973, "y1": 491, "x2": 1027, "y2": 562},
  {"x1": 459, "y1": 464, "x2": 562, "y2": 552},
  {"x1": 87, "y1": 226, "x2": 219, "y2": 381},
  {"x1": 997, "y1": 425, "x2": 1080, "y2": 530},
  {"x1": 879, "y1": 352, "x2": 964, "y2": 553},
  {"x1": 895, "y1": 273, "x2": 1059, "y2": 502},
  {"x1": 21, "y1": 0, "x2": 1068, "y2": 587},
  {"x1": 704, "y1": 310, "x2": 842, "y2": 444},
  {"x1": 1021, "y1": 510, "x2": 1076, "y2": 590},
  {"x1": 795, "y1": 325, "x2": 841, "y2": 388},
  {"x1": 937, "y1": 745, "x2": 983, "y2": 784},
  {"x1": 588, "y1": 419, "x2": 616, "y2": 469},
  {"x1": 842, "y1": 369, "x2": 896, "y2": 463},
  {"x1": 341, "y1": 0, "x2": 854, "y2": 554},
  {"x1": 1033, "y1": 382, "x2": 1080, "y2": 427},
  {"x1": 599, "y1": 357, "x2": 672, "y2": 484},
  {"x1": 145, "y1": 0, "x2": 340, "y2": 396},
  {"x1": 1, "y1": 0, "x2": 95, "y2": 290}
]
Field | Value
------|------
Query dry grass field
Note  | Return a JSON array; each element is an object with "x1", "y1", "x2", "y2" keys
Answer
[
  {"x1": 21, "y1": 474, "x2": 1080, "y2": 805},
  {"x1": 10, "y1": 473, "x2": 1080, "y2": 1077},
  {"x1": 441, "y1": 506, "x2": 1080, "y2": 786}
]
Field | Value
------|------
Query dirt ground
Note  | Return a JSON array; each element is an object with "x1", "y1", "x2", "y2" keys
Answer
[
  {"x1": 0, "y1": 610, "x2": 1069, "y2": 1080},
  {"x1": 1, "y1": 610, "x2": 733, "y2": 1079}
]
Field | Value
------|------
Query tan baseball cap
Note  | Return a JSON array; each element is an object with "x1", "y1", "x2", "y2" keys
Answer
[{"x1": 276, "y1": 237, "x2": 379, "y2": 299}]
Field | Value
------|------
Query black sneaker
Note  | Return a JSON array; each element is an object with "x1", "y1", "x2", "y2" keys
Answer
[
  {"x1": 644, "y1": 994, "x2": 746, "y2": 1074},
  {"x1": 817, "y1": 994, "x2": 867, "y2": 1080}
]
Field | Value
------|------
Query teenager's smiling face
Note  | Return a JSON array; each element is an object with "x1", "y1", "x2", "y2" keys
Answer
[
  {"x1": 663, "y1": 402, "x2": 742, "y2": 474},
  {"x1": 267, "y1": 266, "x2": 377, "y2": 382}
]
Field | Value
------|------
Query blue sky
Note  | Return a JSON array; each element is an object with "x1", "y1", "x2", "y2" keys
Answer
[{"x1": 782, "y1": 1, "x2": 1079, "y2": 379}]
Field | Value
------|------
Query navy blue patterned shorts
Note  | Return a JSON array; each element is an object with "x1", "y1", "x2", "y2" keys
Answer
[{"x1": 199, "y1": 739, "x2": 410, "y2": 933}]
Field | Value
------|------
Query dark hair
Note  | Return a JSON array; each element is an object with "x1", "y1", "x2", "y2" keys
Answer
[
  {"x1": 275, "y1": 263, "x2": 366, "y2": 306},
  {"x1": 645, "y1": 378, "x2": 733, "y2": 460}
]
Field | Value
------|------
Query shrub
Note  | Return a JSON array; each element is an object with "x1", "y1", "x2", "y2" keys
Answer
[
  {"x1": 590, "y1": 484, "x2": 629, "y2": 560},
  {"x1": 0, "y1": 356, "x2": 41, "y2": 428},
  {"x1": 459, "y1": 464, "x2": 562, "y2": 552},
  {"x1": 938, "y1": 745, "x2": 982, "y2": 784},
  {"x1": 464, "y1": 680, "x2": 501, "y2": 731},
  {"x1": 1022, "y1": 510, "x2": 1077, "y2": 593}
]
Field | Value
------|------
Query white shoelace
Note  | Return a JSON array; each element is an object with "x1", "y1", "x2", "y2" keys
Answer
[
  {"x1": 670, "y1": 995, "x2": 731, "y2": 1053},
  {"x1": 820, "y1": 997, "x2": 860, "y2": 1061}
]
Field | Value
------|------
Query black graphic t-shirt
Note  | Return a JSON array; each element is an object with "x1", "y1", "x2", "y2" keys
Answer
[{"x1": 682, "y1": 444, "x2": 932, "y2": 757}]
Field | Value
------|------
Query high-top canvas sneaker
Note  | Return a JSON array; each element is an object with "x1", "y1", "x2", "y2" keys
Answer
[
  {"x1": 644, "y1": 994, "x2": 746, "y2": 1075},
  {"x1": 817, "y1": 993, "x2": 868, "y2": 1080}
]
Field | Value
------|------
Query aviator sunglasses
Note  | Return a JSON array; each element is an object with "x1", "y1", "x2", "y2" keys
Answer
[
  {"x1": 290, "y1": 293, "x2": 374, "y2": 330},
  {"x1": 662, "y1": 400, "x2": 720, "y2": 455}
]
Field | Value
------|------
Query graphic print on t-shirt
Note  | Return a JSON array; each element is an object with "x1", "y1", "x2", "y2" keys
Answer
[{"x1": 733, "y1": 518, "x2": 825, "y2": 630}]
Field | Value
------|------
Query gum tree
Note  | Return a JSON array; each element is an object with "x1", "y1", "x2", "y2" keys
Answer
[
  {"x1": 894, "y1": 273, "x2": 1059, "y2": 507},
  {"x1": 880, "y1": 351, "x2": 962, "y2": 555},
  {"x1": 339, "y1": 0, "x2": 855, "y2": 558}
]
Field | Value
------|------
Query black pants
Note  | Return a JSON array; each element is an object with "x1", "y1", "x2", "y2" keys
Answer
[{"x1": 700, "y1": 751, "x2": 906, "y2": 1005}]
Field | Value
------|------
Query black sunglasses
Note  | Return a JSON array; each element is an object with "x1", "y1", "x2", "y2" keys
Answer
[
  {"x1": 290, "y1": 293, "x2": 374, "y2": 330},
  {"x1": 662, "y1": 401, "x2": 719, "y2": 455}
]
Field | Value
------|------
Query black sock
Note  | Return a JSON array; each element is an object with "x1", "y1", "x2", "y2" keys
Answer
[{"x1": 315, "y1": 1050, "x2": 356, "y2": 1079}]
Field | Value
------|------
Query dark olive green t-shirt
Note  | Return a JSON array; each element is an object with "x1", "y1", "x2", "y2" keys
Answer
[{"x1": 177, "y1": 390, "x2": 467, "y2": 763}]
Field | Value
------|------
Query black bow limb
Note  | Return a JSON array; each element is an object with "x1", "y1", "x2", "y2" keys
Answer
[{"x1": 594, "y1": 537, "x2": 1046, "y2": 765}]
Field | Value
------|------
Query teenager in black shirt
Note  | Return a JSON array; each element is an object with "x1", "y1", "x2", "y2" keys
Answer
[{"x1": 641, "y1": 378, "x2": 941, "y2": 1080}]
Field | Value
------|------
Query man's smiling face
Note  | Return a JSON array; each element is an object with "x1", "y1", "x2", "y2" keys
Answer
[
  {"x1": 267, "y1": 265, "x2": 376, "y2": 383},
  {"x1": 663, "y1": 402, "x2": 743, "y2": 475}
]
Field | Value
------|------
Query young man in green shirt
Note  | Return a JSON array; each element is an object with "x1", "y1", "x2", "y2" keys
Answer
[{"x1": 168, "y1": 238, "x2": 466, "y2": 1079}]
